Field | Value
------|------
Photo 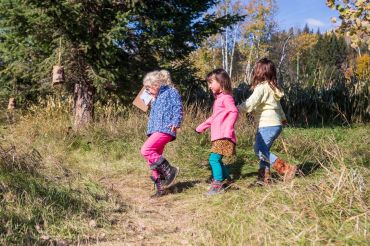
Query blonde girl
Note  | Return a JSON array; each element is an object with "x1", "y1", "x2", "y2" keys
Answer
[{"x1": 140, "y1": 70, "x2": 183, "y2": 197}]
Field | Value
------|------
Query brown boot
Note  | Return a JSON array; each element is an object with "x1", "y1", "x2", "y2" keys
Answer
[
  {"x1": 272, "y1": 159, "x2": 297, "y2": 181},
  {"x1": 256, "y1": 167, "x2": 271, "y2": 186}
]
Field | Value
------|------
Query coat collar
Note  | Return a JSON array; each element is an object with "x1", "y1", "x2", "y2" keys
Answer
[
  {"x1": 214, "y1": 91, "x2": 227, "y2": 99},
  {"x1": 158, "y1": 85, "x2": 170, "y2": 95}
]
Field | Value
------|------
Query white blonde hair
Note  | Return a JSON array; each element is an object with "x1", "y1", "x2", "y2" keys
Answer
[
  {"x1": 143, "y1": 69, "x2": 172, "y2": 87},
  {"x1": 158, "y1": 69, "x2": 172, "y2": 85}
]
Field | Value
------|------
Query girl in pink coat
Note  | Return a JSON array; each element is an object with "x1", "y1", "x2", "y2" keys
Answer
[{"x1": 196, "y1": 69, "x2": 238, "y2": 195}]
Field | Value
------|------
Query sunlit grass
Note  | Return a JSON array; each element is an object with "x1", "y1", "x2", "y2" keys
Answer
[{"x1": 1, "y1": 97, "x2": 369, "y2": 245}]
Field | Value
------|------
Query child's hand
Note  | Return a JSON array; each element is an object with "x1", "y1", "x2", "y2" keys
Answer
[
  {"x1": 170, "y1": 125, "x2": 177, "y2": 133},
  {"x1": 194, "y1": 126, "x2": 203, "y2": 134}
]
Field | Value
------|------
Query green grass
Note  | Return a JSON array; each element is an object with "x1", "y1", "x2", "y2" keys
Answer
[
  {"x1": 0, "y1": 168, "x2": 122, "y2": 245},
  {"x1": 1, "y1": 98, "x2": 369, "y2": 245},
  {"x1": 0, "y1": 107, "x2": 125, "y2": 245}
]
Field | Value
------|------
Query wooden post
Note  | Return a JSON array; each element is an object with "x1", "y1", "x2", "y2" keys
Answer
[{"x1": 7, "y1": 97, "x2": 16, "y2": 110}]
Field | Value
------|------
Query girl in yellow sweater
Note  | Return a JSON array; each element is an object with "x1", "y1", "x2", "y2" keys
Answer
[{"x1": 239, "y1": 58, "x2": 297, "y2": 185}]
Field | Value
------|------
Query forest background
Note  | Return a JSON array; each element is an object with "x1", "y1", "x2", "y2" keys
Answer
[
  {"x1": 0, "y1": 0, "x2": 369, "y2": 245},
  {"x1": 0, "y1": 0, "x2": 369, "y2": 126}
]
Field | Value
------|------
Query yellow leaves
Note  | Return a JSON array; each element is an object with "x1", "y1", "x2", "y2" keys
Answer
[
  {"x1": 290, "y1": 33, "x2": 318, "y2": 55},
  {"x1": 189, "y1": 46, "x2": 221, "y2": 79},
  {"x1": 355, "y1": 18, "x2": 361, "y2": 27},
  {"x1": 355, "y1": 0, "x2": 367, "y2": 8},
  {"x1": 355, "y1": 53, "x2": 370, "y2": 79},
  {"x1": 326, "y1": 0, "x2": 336, "y2": 9},
  {"x1": 241, "y1": 0, "x2": 274, "y2": 38},
  {"x1": 326, "y1": 0, "x2": 370, "y2": 50}
]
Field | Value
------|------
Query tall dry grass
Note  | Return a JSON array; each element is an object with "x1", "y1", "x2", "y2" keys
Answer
[
  {"x1": 1, "y1": 97, "x2": 126, "y2": 245},
  {"x1": 192, "y1": 139, "x2": 369, "y2": 245},
  {"x1": 1, "y1": 96, "x2": 369, "y2": 245}
]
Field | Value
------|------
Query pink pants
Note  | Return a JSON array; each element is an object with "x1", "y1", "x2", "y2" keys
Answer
[{"x1": 140, "y1": 132, "x2": 173, "y2": 179}]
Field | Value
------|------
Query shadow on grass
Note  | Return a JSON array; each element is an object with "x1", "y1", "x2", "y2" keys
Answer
[
  {"x1": 228, "y1": 156, "x2": 247, "y2": 180},
  {"x1": 296, "y1": 161, "x2": 321, "y2": 176},
  {"x1": 168, "y1": 180, "x2": 201, "y2": 194}
]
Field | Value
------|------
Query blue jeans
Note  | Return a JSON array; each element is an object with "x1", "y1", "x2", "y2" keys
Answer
[
  {"x1": 209, "y1": 153, "x2": 230, "y2": 181},
  {"x1": 254, "y1": 126, "x2": 282, "y2": 169}
]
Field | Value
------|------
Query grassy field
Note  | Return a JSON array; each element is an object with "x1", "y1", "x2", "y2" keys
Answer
[{"x1": 0, "y1": 98, "x2": 369, "y2": 245}]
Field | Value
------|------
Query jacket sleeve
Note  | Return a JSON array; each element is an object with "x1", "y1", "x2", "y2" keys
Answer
[
  {"x1": 223, "y1": 95, "x2": 238, "y2": 137},
  {"x1": 239, "y1": 86, "x2": 264, "y2": 113},
  {"x1": 196, "y1": 114, "x2": 214, "y2": 133},
  {"x1": 170, "y1": 89, "x2": 183, "y2": 128}
]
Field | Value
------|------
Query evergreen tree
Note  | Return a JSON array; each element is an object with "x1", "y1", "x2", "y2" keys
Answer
[
  {"x1": 313, "y1": 32, "x2": 348, "y2": 68},
  {"x1": 307, "y1": 32, "x2": 349, "y2": 83},
  {"x1": 0, "y1": 0, "x2": 242, "y2": 129},
  {"x1": 303, "y1": 23, "x2": 310, "y2": 34}
]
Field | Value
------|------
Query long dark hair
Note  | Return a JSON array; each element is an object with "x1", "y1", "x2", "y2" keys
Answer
[
  {"x1": 251, "y1": 58, "x2": 278, "y2": 90},
  {"x1": 206, "y1": 68, "x2": 232, "y2": 93}
]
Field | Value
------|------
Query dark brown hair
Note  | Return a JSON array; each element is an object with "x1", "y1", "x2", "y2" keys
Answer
[
  {"x1": 251, "y1": 58, "x2": 278, "y2": 90},
  {"x1": 206, "y1": 68, "x2": 232, "y2": 93}
]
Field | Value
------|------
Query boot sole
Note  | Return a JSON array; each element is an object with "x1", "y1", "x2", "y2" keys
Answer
[
  {"x1": 283, "y1": 165, "x2": 298, "y2": 181},
  {"x1": 205, "y1": 189, "x2": 225, "y2": 196},
  {"x1": 150, "y1": 190, "x2": 168, "y2": 199},
  {"x1": 164, "y1": 167, "x2": 179, "y2": 188}
]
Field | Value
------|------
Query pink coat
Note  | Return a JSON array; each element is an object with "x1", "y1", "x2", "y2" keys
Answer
[{"x1": 196, "y1": 92, "x2": 238, "y2": 143}]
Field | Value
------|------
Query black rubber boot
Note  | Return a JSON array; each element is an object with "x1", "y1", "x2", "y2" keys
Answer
[
  {"x1": 150, "y1": 176, "x2": 166, "y2": 198},
  {"x1": 151, "y1": 157, "x2": 179, "y2": 188}
]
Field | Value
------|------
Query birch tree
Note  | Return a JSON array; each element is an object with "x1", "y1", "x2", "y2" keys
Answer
[
  {"x1": 216, "y1": 0, "x2": 243, "y2": 80},
  {"x1": 240, "y1": 0, "x2": 277, "y2": 84}
]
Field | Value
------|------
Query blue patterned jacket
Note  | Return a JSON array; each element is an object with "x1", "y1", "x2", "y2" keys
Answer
[{"x1": 147, "y1": 85, "x2": 183, "y2": 138}]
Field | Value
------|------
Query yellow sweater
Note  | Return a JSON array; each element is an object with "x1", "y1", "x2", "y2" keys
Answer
[{"x1": 240, "y1": 82, "x2": 286, "y2": 127}]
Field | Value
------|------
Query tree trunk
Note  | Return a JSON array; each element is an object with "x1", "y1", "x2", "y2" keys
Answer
[
  {"x1": 296, "y1": 53, "x2": 300, "y2": 82},
  {"x1": 211, "y1": 47, "x2": 216, "y2": 69},
  {"x1": 229, "y1": 25, "x2": 238, "y2": 81},
  {"x1": 244, "y1": 44, "x2": 254, "y2": 84},
  {"x1": 225, "y1": 27, "x2": 229, "y2": 73},
  {"x1": 221, "y1": 34, "x2": 226, "y2": 70},
  {"x1": 277, "y1": 34, "x2": 292, "y2": 80},
  {"x1": 73, "y1": 80, "x2": 95, "y2": 130}
]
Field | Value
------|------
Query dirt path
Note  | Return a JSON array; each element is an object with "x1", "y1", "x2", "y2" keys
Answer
[{"x1": 97, "y1": 174, "x2": 204, "y2": 246}]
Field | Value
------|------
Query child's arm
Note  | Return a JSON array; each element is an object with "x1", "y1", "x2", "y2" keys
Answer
[
  {"x1": 170, "y1": 89, "x2": 183, "y2": 129},
  {"x1": 223, "y1": 96, "x2": 238, "y2": 137},
  {"x1": 238, "y1": 86, "x2": 264, "y2": 113},
  {"x1": 196, "y1": 115, "x2": 213, "y2": 133}
]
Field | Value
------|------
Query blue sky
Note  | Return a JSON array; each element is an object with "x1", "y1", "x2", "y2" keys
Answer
[{"x1": 275, "y1": 0, "x2": 339, "y2": 32}]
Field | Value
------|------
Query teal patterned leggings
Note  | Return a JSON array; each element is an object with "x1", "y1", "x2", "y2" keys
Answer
[{"x1": 209, "y1": 152, "x2": 230, "y2": 181}]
